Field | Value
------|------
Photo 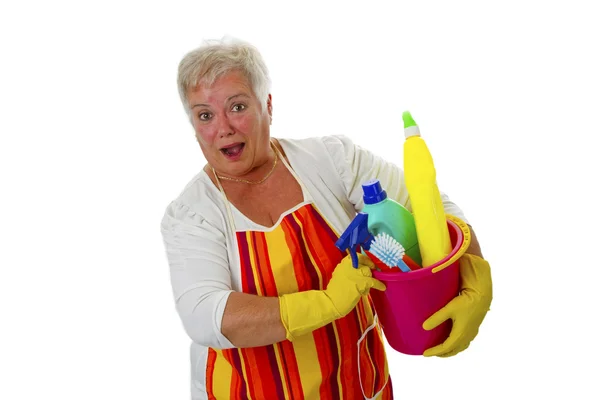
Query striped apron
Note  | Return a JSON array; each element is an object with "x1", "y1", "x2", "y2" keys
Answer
[{"x1": 207, "y1": 145, "x2": 392, "y2": 399}]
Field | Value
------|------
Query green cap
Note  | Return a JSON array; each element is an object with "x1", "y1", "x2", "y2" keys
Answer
[
  {"x1": 402, "y1": 111, "x2": 417, "y2": 128},
  {"x1": 402, "y1": 110, "x2": 420, "y2": 138}
]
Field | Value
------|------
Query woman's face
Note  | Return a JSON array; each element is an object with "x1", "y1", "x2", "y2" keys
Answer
[{"x1": 187, "y1": 70, "x2": 273, "y2": 178}]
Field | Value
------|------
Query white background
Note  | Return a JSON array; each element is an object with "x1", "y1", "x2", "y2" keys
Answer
[{"x1": 1, "y1": 0, "x2": 599, "y2": 399}]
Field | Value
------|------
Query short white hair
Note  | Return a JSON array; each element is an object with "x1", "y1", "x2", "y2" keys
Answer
[{"x1": 177, "y1": 37, "x2": 272, "y2": 118}]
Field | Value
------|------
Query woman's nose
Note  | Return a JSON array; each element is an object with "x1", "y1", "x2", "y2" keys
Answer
[{"x1": 217, "y1": 115, "x2": 234, "y2": 138}]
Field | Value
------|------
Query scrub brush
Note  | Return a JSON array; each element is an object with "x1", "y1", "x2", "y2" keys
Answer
[{"x1": 368, "y1": 232, "x2": 418, "y2": 272}]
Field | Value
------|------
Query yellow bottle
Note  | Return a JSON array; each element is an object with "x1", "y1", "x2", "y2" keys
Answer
[{"x1": 402, "y1": 111, "x2": 452, "y2": 267}]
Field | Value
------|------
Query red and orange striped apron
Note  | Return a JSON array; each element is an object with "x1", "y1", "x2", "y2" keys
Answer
[{"x1": 207, "y1": 146, "x2": 392, "y2": 399}]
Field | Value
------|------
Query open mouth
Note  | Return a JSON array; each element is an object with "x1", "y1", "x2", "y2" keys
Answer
[{"x1": 220, "y1": 143, "x2": 245, "y2": 159}]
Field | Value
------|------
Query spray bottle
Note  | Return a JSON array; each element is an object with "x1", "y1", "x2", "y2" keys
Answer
[
  {"x1": 335, "y1": 212, "x2": 374, "y2": 268},
  {"x1": 402, "y1": 111, "x2": 452, "y2": 267},
  {"x1": 361, "y1": 179, "x2": 422, "y2": 267}
]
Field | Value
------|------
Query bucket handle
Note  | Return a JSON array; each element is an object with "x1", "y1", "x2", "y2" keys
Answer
[{"x1": 431, "y1": 215, "x2": 472, "y2": 274}]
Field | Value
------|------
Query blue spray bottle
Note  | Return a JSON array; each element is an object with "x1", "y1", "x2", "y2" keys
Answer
[{"x1": 335, "y1": 212, "x2": 374, "y2": 268}]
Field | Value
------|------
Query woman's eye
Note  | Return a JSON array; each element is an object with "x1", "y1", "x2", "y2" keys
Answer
[
  {"x1": 232, "y1": 104, "x2": 246, "y2": 112},
  {"x1": 198, "y1": 112, "x2": 211, "y2": 121}
]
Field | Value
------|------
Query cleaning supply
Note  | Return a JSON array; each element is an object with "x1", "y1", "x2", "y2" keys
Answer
[
  {"x1": 335, "y1": 212, "x2": 374, "y2": 268},
  {"x1": 401, "y1": 253, "x2": 420, "y2": 271},
  {"x1": 364, "y1": 250, "x2": 394, "y2": 272},
  {"x1": 279, "y1": 253, "x2": 386, "y2": 340},
  {"x1": 371, "y1": 232, "x2": 421, "y2": 272},
  {"x1": 361, "y1": 179, "x2": 422, "y2": 267},
  {"x1": 369, "y1": 232, "x2": 412, "y2": 272},
  {"x1": 402, "y1": 111, "x2": 452, "y2": 267},
  {"x1": 422, "y1": 253, "x2": 493, "y2": 357}
]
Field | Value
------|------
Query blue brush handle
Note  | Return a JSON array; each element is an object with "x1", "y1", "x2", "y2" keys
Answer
[{"x1": 396, "y1": 259, "x2": 411, "y2": 272}]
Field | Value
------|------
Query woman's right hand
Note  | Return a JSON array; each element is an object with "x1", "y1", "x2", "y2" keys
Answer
[
  {"x1": 279, "y1": 253, "x2": 385, "y2": 341},
  {"x1": 324, "y1": 253, "x2": 386, "y2": 317}
]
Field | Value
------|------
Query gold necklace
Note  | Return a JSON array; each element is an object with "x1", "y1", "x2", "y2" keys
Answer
[{"x1": 213, "y1": 148, "x2": 278, "y2": 185}]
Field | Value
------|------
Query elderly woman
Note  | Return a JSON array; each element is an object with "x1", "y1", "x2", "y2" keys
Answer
[{"x1": 160, "y1": 38, "x2": 492, "y2": 399}]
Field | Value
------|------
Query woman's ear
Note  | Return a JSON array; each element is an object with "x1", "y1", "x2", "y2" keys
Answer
[{"x1": 267, "y1": 94, "x2": 273, "y2": 121}]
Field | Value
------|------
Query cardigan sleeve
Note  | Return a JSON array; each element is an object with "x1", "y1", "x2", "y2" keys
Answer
[
  {"x1": 160, "y1": 200, "x2": 236, "y2": 349},
  {"x1": 321, "y1": 134, "x2": 469, "y2": 223}
]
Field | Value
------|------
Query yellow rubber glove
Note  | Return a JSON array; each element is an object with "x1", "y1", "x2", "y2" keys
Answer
[
  {"x1": 279, "y1": 253, "x2": 386, "y2": 341},
  {"x1": 423, "y1": 253, "x2": 493, "y2": 357}
]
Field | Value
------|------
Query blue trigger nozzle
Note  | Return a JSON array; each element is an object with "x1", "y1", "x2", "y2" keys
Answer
[{"x1": 334, "y1": 212, "x2": 374, "y2": 268}]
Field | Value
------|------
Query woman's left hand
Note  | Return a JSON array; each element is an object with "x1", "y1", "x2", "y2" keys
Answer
[{"x1": 422, "y1": 253, "x2": 493, "y2": 357}]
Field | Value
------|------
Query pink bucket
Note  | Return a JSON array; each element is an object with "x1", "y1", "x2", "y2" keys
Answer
[{"x1": 370, "y1": 218, "x2": 468, "y2": 356}]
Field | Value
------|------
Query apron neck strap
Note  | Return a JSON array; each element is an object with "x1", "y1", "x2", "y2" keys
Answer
[{"x1": 211, "y1": 139, "x2": 284, "y2": 234}]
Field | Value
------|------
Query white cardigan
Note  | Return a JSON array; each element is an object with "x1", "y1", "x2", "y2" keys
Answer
[{"x1": 159, "y1": 135, "x2": 468, "y2": 398}]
